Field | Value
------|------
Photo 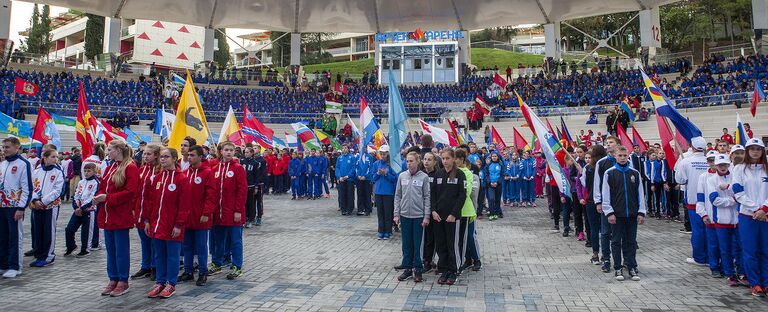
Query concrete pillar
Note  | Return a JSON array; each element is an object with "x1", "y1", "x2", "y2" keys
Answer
[
  {"x1": 103, "y1": 17, "x2": 121, "y2": 54},
  {"x1": 639, "y1": 7, "x2": 661, "y2": 64},
  {"x1": 458, "y1": 30, "x2": 470, "y2": 66},
  {"x1": 373, "y1": 39, "x2": 381, "y2": 66},
  {"x1": 290, "y1": 32, "x2": 301, "y2": 66},
  {"x1": 753, "y1": 0, "x2": 768, "y2": 52},
  {"x1": 544, "y1": 22, "x2": 561, "y2": 60},
  {"x1": 203, "y1": 27, "x2": 215, "y2": 62},
  {"x1": 0, "y1": 0, "x2": 10, "y2": 40}
]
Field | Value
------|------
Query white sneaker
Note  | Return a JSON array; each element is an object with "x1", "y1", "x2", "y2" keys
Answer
[
  {"x1": 685, "y1": 258, "x2": 707, "y2": 266},
  {"x1": 3, "y1": 270, "x2": 21, "y2": 278}
]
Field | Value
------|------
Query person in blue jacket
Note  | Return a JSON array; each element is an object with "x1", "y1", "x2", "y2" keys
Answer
[
  {"x1": 313, "y1": 149, "x2": 327, "y2": 199},
  {"x1": 372, "y1": 145, "x2": 398, "y2": 240},
  {"x1": 335, "y1": 145, "x2": 356, "y2": 215},
  {"x1": 306, "y1": 149, "x2": 320, "y2": 199},
  {"x1": 356, "y1": 148, "x2": 376, "y2": 216},
  {"x1": 299, "y1": 151, "x2": 309, "y2": 199},
  {"x1": 507, "y1": 151, "x2": 521, "y2": 207},
  {"x1": 319, "y1": 151, "x2": 330, "y2": 198},
  {"x1": 520, "y1": 150, "x2": 537, "y2": 207},
  {"x1": 502, "y1": 150, "x2": 512, "y2": 206},
  {"x1": 486, "y1": 152, "x2": 503, "y2": 220},
  {"x1": 289, "y1": 152, "x2": 301, "y2": 200}
]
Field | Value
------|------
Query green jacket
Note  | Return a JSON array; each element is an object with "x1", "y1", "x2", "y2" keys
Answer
[{"x1": 459, "y1": 166, "x2": 477, "y2": 221}]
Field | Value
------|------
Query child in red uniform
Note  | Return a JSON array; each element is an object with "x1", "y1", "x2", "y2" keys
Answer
[
  {"x1": 143, "y1": 147, "x2": 191, "y2": 298},
  {"x1": 131, "y1": 144, "x2": 160, "y2": 280},
  {"x1": 208, "y1": 142, "x2": 248, "y2": 279},
  {"x1": 178, "y1": 145, "x2": 215, "y2": 286},
  {"x1": 93, "y1": 141, "x2": 139, "y2": 297}
]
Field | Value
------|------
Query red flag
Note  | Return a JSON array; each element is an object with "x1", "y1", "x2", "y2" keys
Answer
[
  {"x1": 656, "y1": 116, "x2": 677, "y2": 169},
  {"x1": 493, "y1": 73, "x2": 507, "y2": 89},
  {"x1": 675, "y1": 128, "x2": 688, "y2": 151},
  {"x1": 76, "y1": 82, "x2": 97, "y2": 158},
  {"x1": 32, "y1": 107, "x2": 52, "y2": 145},
  {"x1": 631, "y1": 126, "x2": 647, "y2": 154},
  {"x1": 751, "y1": 80, "x2": 765, "y2": 117},
  {"x1": 545, "y1": 118, "x2": 557, "y2": 138},
  {"x1": 513, "y1": 127, "x2": 528, "y2": 151},
  {"x1": 446, "y1": 119, "x2": 464, "y2": 144},
  {"x1": 490, "y1": 126, "x2": 507, "y2": 149},
  {"x1": 616, "y1": 123, "x2": 634, "y2": 152},
  {"x1": 15, "y1": 77, "x2": 39, "y2": 96},
  {"x1": 474, "y1": 95, "x2": 491, "y2": 115},
  {"x1": 98, "y1": 120, "x2": 127, "y2": 143},
  {"x1": 242, "y1": 106, "x2": 275, "y2": 147}
]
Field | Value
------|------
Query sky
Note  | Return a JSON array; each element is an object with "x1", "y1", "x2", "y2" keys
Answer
[{"x1": 8, "y1": 1, "x2": 259, "y2": 52}]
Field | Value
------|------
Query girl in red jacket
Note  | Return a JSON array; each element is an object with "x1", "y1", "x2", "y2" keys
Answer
[
  {"x1": 143, "y1": 147, "x2": 191, "y2": 298},
  {"x1": 178, "y1": 145, "x2": 215, "y2": 286},
  {"x1": 131, "y1": 144, "x2": 160, "y2": 280},
  {"x1": 208, "y1": 142, "x2": 248, "y2": 280},
  {"x1": 93, "y1": 141, "x2": 139, "y2": 297}
]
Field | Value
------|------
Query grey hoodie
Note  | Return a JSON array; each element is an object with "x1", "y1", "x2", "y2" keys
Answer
[{"x1": 394, "y1": 169, "x2": 431, "y2": 219}]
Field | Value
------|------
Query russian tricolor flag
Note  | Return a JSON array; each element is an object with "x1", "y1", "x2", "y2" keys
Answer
[
  {"x1": 360, "y1": 97, "x2": 381, "y2": 147},
  {"x1": 291, "y1": 122, "x2": 320, "y2": 148}
]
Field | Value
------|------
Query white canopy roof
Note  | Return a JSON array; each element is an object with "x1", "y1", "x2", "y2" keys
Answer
[{"x1": 35, "y1": 0, "x2": 676, "y2": 32}]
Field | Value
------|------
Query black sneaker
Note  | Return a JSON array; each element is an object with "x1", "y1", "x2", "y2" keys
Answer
[
  {"x1": 498, "y1": 214, "x2": 504, "y2": 219},
  {"x1": 459, "y1": 261, "x2": 472, "y2": 274},
  {"x1": 446, "y1": 272, "x2": 457, "y2": 285},
  {"x1": 711, "y1": 271, "x2": 724, "y2": 278},
  {"x1": 226, "y1": 266, "x2": 242, "y2": 280},
  {"x1": 414, "y1": 270, "x2": 423, "y2": 283},
  {"x1": 394, "y1": 264, "x2": 406, "y2": 270},
  {"x1": 131, "y1": 268, "x2": 152, "y2": 280},
  {"x1": 628, "y1": 268, "x2": 640, "y2": 281},
  {"x1": 64, "y1": 246, "x2": 77, "y2": 256},
  {"x1": 75, "y1": 250, "x2": 90, "y2": 258},
  {"x1": 150, "y1": 268, "x2": 157, "y2": 281},
  {"x1": 551, "y1": 225, "x2": 560, "y2": 232},
  {"x1": 422, "y1": 262, "x2": 434, "y2": 274},
  {"x1": 615, "y1": 268, "x2": 625, "y2": 281},
  {"x1": 585, "y1": 241, "x2": 592, "y2": 248},
  {"x1": 562, "y1": 229, "x2": 570, "y2": 237},
  {"x1": 601, "y1": 262, "x2": 611, "y2": 273},
  {"x1": 24, "y1": 250, "x2": 34, "y2": 257},
  {"x1": 397, "y1": 269, "x2": 413, "y2": 281},
  {"x1": 178, "y1": 272, "x2": 194, "y2": 282},
  {"x1": 437, "y1": 272, "x2": 448, "y2": 285},
  {"x1": 196, "y1": 274, "x2": 207, "y2": 286},
  {"x1": 590, "y1": 256, "x2": 601, "y2": 265},
  {"x1": 472, "y1": 260, "x2": 482, "y2": 271}
]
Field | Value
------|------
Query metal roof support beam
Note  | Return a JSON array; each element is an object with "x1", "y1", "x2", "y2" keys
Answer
[
  {"x1": 534, "y1": 0, "x2": 551, "y2": 24},
  {"x1": 562, "y1": 15, "x2": 637, "y2": 60},
  {"x1": 450, "y1": 0, "x2": 464, "y2": 30},
  {"x1": 293, "y1": 0, "x2": 301, "y2": 33},
  {"x1": 113, "y1": 0, "x2": 128, "y2": 17},
  {"x1": 208, "y1": 0, "x2": 219, "y2": 28}
]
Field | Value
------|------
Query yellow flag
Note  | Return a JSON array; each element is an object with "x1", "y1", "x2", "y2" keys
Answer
[
  {"x1": 218, "y1": 105, "x2": 241, "y2": 144},
  {"x1": 168, "y1": 72, "x2": 211, "y2": 151}
]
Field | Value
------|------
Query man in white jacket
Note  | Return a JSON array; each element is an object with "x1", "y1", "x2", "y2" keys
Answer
[
  {"x1": 675, "y1": 136, "x2": 711, "y2": 267},
  {"x1": 0, "y1": 137, "x2": 33, "y2": 278}
]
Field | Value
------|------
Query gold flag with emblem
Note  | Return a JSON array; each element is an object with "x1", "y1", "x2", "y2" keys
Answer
[{"x1": 168, "y1": 72, "x2": 211, "y2": 151}]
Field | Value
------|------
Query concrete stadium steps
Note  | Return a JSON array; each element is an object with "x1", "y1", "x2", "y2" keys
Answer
[{"x1": 5, "y1": 105, "x2": 766, "y2": 152}]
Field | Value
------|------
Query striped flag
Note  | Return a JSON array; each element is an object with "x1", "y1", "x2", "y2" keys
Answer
[{"x1": 735, "y1": 113, "x2": 748, "y2": 146}]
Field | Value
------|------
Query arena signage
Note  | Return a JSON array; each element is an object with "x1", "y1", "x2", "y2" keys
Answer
[{"x1": 374, "y1": 28, "x2": 463, "y2": 43}]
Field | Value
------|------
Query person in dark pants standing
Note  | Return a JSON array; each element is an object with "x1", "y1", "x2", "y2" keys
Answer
[
  {"x1": 335, "y1": 146, "x2": 356, "y2": 216},
  {"x1": 372, "y1": 146, "x2": 397, "y2": 240},
  {"x1": 431, "y1": 149, "x2": 467, "y2": 285},
  {"x1": 601, "y1": 146, "x2": 646, "y2": 281},
  {"x1": 240, "y1": 147, "x2": 258, "y2": 228},
  {"x1": 253, "y1": 146, "x2": 267, "y2": 226},
  {"x1": 356, "y1": 148, "x2": 375, "y2": 216},
  {"x1": 420, "y1": 152, "x2": 439, "y2": 272}
]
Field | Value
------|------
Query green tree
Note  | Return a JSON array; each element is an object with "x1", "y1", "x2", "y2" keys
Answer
[
  {"x1": 40, "y1": 5, "x2": 53, "y2": 54},
  {"x1": 214, "y1": 28, "x2": 230, "y2": 67},
  {"x1": 23, "y1": 4, "x2": 41, "y2": 54},
  {"x1": 84, "y1": 14, "x2": 104, "y2": 62},
  {"x1": 301, "y1": 32, "x2": 337, "y2": 65}
]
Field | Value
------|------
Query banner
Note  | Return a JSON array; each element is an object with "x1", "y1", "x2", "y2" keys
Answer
[{"x1": 325, "y1": 101, "x2": 344, "y2": 114}]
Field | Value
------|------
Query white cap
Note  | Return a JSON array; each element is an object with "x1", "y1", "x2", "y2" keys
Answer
[
  {"x1": 730, "y1": 144, "x2": 744, "y2": 153},
  {"x1": 367, "y1": 146, "x2": 376, "y2": 153},
  {"x1": 745, "y1": 138, "x2": 765, "y2": 148},
  {"x1": 714, "y1": 153, "x2": 731, "y2": 165},
  {"x1": 691, "y1": 136, "x2": 707, "y2": 150},
  {"x1": 378, "y1": 145, "x2": 390, "y2": 153},
  {"x1": 706, "y1": 150, "x2": 717, "y2": 159}
]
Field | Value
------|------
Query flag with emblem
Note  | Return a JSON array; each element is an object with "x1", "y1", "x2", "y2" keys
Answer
[
  {"x1": 76, "y1": 82, "x2": 97, "y2": 157},
  {"x1": 168, "y1": 72, "x2": 212, "y2": 151},
  {"x1": 14, "y1": 77, "x2": 39, "y2": 96},
  {"x1": 32, "y1": 107, "x2": 61, "y2": 149}
]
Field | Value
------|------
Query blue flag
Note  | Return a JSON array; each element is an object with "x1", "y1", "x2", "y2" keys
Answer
[
  {"x1": 387, "y1": 70, "x2": 408, "y2": 172},
  {"x1": 0, "y1": 112, "x2": 33, "y2": 138}
]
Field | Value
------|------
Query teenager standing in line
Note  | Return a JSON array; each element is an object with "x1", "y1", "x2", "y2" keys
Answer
[
  {"x1": 584, "y1": 146, "x2": 606, "y2": 266},
  {"x1": 29, "y1": 147, "x2": 65, "y2": 268},
  {"x1": 179, "y1": 145, "x2": 215, "y2": 286},
  {"x1": 0, "y1": 137, "x2": 32, "y2": 278},
  {"x1": 94, "y1": 141, "x2": 139, "y2": 297},
  {"x1": 372, "y1": 145, "x2": 397, "y2": 240},
  {"x1": 454, "y1": 149, "x2": 481, "y2": 273},
  {"x1": 431, "y1": 148, "x2": 467, "y2": 285},
  {"x1": 418, "y1": 152, "x2": 439, "y2": 273},
  {"x1": 394, "y1": 152, "x2": 431, "y2": 283},
  {"x1": 131, "y1": 144, "x2": 160, "y2": 280}
]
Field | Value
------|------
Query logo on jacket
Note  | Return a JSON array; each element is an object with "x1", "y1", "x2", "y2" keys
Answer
[
  {"x1": 195, "y1": 177, "x2": 202, "y2": 184},
  {"x1": 11, "y1": 166, "x2": 17, "y2": 174},
  {"x1": 50, "y1": 175, "x2": 56, "y2": 182},
  {"x1": 168, "y1": 184, "x2": 176, "y2": 191},
  {"x1": 763, "y1": 177, "x2": 768, "y2": 183},
  {"x1": 88, "y1": 185, "x2": 93, "y2": 190},
  {"x1": 630, "y1": 175, "x2": 635, "y2": 183},
  {"x1": 226, "y1": 171, "x2": 234, "y2": 178},
  {"x1": 156, "y1": 181, "x2": 162, "y2": 190}
]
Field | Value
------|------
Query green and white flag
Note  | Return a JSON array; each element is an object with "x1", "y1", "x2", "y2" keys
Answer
[
  {"x1": 50, "y1": 113, "x2": 76, "y2": 132},
  {"x1": 325, "y1": 101, "x2": 343, "y2": 113}
]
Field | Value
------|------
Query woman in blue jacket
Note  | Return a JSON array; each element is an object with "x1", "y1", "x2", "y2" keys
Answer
[
  {"x1": 506, "y1": 151, "x2": 521, "y2": 207},
  {"x1": 520, "y1": 151, "x2": 537, "y2": 207},
  {"x1": 288, "y1": 152, "x2": 301, "y2": 200},
  {"x1": 487, "y1": 152, "x2": 503, "y2": 220},
  {"x1": 372, "y1": 146, "x2": 398, "y2": 240}
]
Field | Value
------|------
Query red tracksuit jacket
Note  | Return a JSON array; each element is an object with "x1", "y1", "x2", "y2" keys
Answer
[
  {"x1": 265, "y1": 154, "x2": 277, "y2": 176},
  {"x1": 97, "y1": 161, "x2": 140, "y2": 230},
  {"x1": 208, "y1": 159, "x2": 248, "y2": 226},
  {"x1": 277, "y1": 154, "x2": 290, "y2": 175},
  {"x1": 134, "y1": 164, "x2": 157, "y2": 228},
  {"x1": 141, "y1": 168, "x2": 191, "y2": 242},
  {"x1": 183, "y1": 164, "x2": 215, "y2": 230}
]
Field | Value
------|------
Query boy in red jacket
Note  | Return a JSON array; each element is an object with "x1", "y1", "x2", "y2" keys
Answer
[
  {"x1": 178, "y1": 145, "x2": 215, "y2": 286},
  {"x1": 208, "y1": 142, "x2": 248, "y2": 279},
  {"x1": 142, "y1": 147, "x2": 191, "y2": 298},
  {"x1": 265, "y1": 149, "x2": 277, "y2": 194}
]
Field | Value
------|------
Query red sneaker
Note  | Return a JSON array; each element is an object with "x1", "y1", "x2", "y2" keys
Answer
[
  {"x1": 726, "y1": 276, "x2": 739, "y2": 287},
  {"x1": 751, "y1": 285, "x2": 765, "y2": 297},
  {"x1": 101, "y1": 281, "x2": 117, "y2": 296},
  {"x1": 159, "y1": 285, "x2": 176, "y2": 298},
  {"x1": 110, "y1": 281, "x2": 130, "y2": 297},
  {"x1": 147, "y1": 284, "x2": 165, "y2": 298}
]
